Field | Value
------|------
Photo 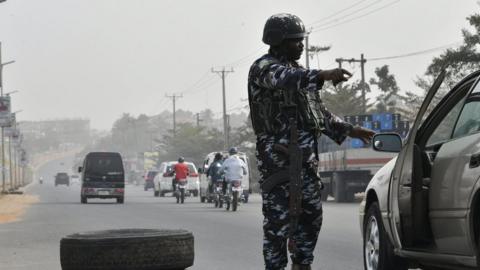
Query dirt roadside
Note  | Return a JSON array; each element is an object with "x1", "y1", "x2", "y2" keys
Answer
[{"x1": 0, "y1": 194, "x2": 39, "y2": 224}]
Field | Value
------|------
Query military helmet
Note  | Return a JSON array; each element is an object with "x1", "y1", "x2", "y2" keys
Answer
[
  {"x1": 228, "y1": 147, "x2": 238, "y2": 155},
  {"x1": 214, "y1": 152, "x2": 223, "y2": 160},
  {"x1": 262, "y1": 13, "x2": 307, "y2": 46}
]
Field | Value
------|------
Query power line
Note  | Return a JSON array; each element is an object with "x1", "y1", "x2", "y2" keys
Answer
[
  {"x1": 312, "y1": 0, "x2": 400, "y2": 33},
  {"x1": 308, "y1": 0, "x2": 370, "y2": 27},
  {"x1": 310, "y1": 0, "x2": 383, "y2": 28},
  {"x1": 369, "y1": 42, "x2": 461, "y2": 61}
]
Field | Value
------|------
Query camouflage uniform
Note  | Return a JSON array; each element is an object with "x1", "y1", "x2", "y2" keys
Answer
[{"x1": 248, "y1": 52, "x2": 353, "y2": 270}]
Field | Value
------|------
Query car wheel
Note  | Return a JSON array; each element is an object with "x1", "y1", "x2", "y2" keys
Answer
[
  {"x1": 81, "y1": 196, "x2": 87, "y2": 204},
  {"x1": 154, "y1": 191, "x2": 159, "y2": 197},
  {"x1": 117, "y1": 197, "x2": 124, "y2": 204},
  {"x1": 60, "y1": 229, "x2": 194, "y2": 270},
  {"x1": 363, "y1": 202, "x2": 407, "y2": 270},
  {"x1": 200, "y1": 196, "x2": 206, "y2": 203},
  {"x1": 160, "y1": 191, "x2": 165, "y2": 197}
]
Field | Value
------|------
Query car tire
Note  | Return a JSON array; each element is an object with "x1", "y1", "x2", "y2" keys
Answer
[
  {"x1": 160, "y1": 191, "x2": 165, "y2": 197},
  {"x1": 154, "y1": 191, "x2": 159, "y2": 197},
  {"x1": 60, "y1": 229, "x2": 194, "y2": 270},
  {"x1": 117, "y1": 197, "x2": 124, "y2": 204},
  {"x1": 363, "y1": 202, "x2": 407, "y2": 270},
  {"x1": 200, "y1": 196, "x2": 206, "y2": 203},
  {"x1": 81, "y1": 196, "x2": 87, "y2": 204}
]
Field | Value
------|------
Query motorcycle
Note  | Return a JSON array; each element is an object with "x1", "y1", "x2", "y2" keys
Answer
[
  {"x1": 175, "y1": 178, "x2": 188, "y2": 204},
  {"x1": 225, "y1": 180, "x2": 242, "y2": 211},
  {"x1": 213, "y1": 181, "x2": 224, "y2": 208}
]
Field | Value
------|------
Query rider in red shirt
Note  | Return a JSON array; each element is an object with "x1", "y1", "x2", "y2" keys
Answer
[{"x1": 173, "y1": 157, "x2": 189, "y2": 186}]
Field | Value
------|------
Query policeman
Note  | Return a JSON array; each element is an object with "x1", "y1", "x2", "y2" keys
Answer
[{"x1": 248, "y1": 14, "x2": 375, "y2": 270}]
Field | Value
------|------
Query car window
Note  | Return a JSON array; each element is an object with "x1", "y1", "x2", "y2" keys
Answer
[
  {"x1": 85, "y1": 155, "x2": 123, "y2": 175},
  {"x1": 426, "y1": 99, "x2": 465, "y2": 146},
  {"x1": 452, "y1": 82, "x2": 480, "y2": 139}
]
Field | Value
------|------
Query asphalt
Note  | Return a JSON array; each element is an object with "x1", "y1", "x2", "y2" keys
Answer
[{"x1": 0, "y1": 156, "x2": 367, "y2": 270}]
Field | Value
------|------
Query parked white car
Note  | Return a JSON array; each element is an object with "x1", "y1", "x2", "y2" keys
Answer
[{"x1": 153, "y1": 161, "x2": 200, "y2": 197}]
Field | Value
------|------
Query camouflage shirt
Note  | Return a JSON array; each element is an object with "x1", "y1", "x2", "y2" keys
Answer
[{"x1": 248, "y1": 52, "x2": 353, "y2": 180}]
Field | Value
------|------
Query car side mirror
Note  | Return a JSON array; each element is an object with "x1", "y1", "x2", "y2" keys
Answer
[
  {"x1": 78, "y1": 166, "x2": 83, "y2": 173},
  {"x1": 372, "y1": 133, "x2": 402, "y2": 153}
]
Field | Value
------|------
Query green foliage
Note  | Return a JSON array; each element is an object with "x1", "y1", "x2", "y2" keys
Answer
[
  {"x1": 426, "y1": 12, "x2": 480, "y2": 88},
  {"x1": 321, "y1": 81, "x2": 366, "y2": 116},
  {"x1": 369, "y1": 65, "x2": 401, "y2": 113}
]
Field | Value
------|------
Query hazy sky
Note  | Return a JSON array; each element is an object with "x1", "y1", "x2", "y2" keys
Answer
[{"x1": 0, "y1": 0, "x2": 477, "y2": 130}]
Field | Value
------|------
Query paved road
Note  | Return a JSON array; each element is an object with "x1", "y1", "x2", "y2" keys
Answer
[{"x1": 0, "y1": 156, "x2": 366, "y2": 270}]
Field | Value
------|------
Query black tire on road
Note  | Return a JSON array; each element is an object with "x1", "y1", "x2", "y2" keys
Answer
[
  {"x1": 200, "y1": 196, "x2": 205, "y2": 203},
  {"x1": 117, "y1": 197, "x2": 124, "y2": 204},
  {"x1": 160, "y1": 191, "x2": 165, "y2": 197},
  {"x1": 363, "y1": 202, "x2": 407, "y2": 270},
  {"x1": 81, "y1": 196, "x2": 87, "y2": 204},
  {"x1": 60, "y1": 229, "x2": 194, "y2": 270},
  {"x1": 154, "y1": 191, "x2": 159, "y2": 197}
]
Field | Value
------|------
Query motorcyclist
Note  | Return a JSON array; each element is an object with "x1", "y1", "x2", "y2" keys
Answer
[
  {"x1": 221, "y1": 147, "x2": 247, "y2": 190},
  {"x1": 206, "y1": 153, "x2": 224, "y2": 193},
  {"x1": 173, "y1": 157, "x2": 189, "y2": 191}
]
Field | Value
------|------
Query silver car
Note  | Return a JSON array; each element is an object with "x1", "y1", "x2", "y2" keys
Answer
[{"x1": 360, "y1": 70, "x2": 480, "y2": 270}]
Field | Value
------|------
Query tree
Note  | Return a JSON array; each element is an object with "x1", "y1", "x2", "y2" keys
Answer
[
  {"x1": 409, "y1": 9, "x2": 480, "y2": 120},
  {"x1": 369, "y1": 65, "x2": 401, "y2": 113},
  {"x1": 321, "y1": 81, "x2": 366, "y2": 117}
]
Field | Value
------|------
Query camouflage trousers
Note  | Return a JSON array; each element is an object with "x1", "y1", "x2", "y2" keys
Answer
[{"x1": 262, "y1": 170, "x2": 323, "y2": 270}]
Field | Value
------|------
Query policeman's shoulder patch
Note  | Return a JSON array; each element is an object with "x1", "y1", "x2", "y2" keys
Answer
[{"x1": 258, "y1": 59, "x2": 273, "y2": 70}]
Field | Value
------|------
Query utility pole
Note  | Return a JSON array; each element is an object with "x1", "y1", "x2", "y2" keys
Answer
[
  {"x1": 165, "y1": 94, "x2": 182, "y2": 136},
  {"x1": 195, "y1": 113, "x2": 203, "y2": 128},
  {"x1": 0, "y1": 42, "x2": 15, "y2": 193},
  {"x1": 335, "y1": 54, "x2": 367, "y2": 113},
  {"x1": 211, "y1": 67, "x2": 234, "y2": 149}
]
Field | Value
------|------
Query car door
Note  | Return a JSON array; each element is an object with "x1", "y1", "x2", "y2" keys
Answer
[
  {"x1": 426, "y1": 77, "x2": 480, "y2": 255},
  {"x1": 388, "y1": 71, "x2": 446, "y2": 249},
  {"x1": 390, "y1": 70, "x2": 480, "y2": 251}
]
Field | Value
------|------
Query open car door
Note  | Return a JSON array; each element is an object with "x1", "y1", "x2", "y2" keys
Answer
[{"x1": 388, "y1": 71, "x2": 446, "y2": 248}]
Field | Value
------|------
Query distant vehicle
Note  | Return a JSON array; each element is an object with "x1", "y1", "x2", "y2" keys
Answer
[
  {"x1": 360, "y1": 70, "x2": 480, "y2": 270},
  {"x1": 54, "y1": 172, "x2": 70, "y2": 186},
  {"x1": 199, "y1": 151, "x2": 251, "y2": 203},
  {"x1": 70, "y1": 174, "x2": 80, "y2": 184},
  {"x1": 143, "y1": 170, "x2": 159, "y2": 191},
  {"x1": 153, "y1": 161, "x2": 199, "y2": 197},
  {"x1": 78, "y1": 152, "x2": 125, "y2": 204}
]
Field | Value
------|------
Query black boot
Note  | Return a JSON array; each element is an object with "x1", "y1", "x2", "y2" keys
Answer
[{"x1": 291, "y1": 264, "x2": 311, "y2": 270}]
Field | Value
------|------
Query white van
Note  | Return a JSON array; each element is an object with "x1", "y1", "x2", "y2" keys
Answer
[
  {"x1": 153, "y1": 161, "x2": 200, "y2": 197},
  {"x1": 199, "y1": 151, "x2": 251, "y2": 203}
]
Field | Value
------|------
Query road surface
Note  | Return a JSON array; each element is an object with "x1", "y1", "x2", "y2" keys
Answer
[{"x1": 0, "y1": 156, "x2": 366, "y2": 270}]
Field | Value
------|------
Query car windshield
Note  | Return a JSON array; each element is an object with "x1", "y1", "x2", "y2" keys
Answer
[{"x1": 85, "y1": 156, "x2": 123, "y2": 176}]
